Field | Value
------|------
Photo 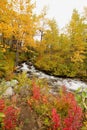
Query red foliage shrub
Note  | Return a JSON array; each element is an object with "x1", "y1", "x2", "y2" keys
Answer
[
  {"x1": 50, "y1": 87, "x2": 83, "y2": 129},
  {"x1": 28, "y1": 84, "x2": 83, "y2": 130},
  {"x1": 0, "y1": 99, "x2": 19, "y2": 130},
  {"x1": 4, "y1": 106, "x2": 18, "y2": 130},
  {"x1": 63, "y1": 106, "x2": 83, "y2": 130},
  {"x1": 32, "y1": 85, "x2": 41, "y2": 100},
  {"x1": 0, "y1": 99, "x2": 5, "y2": 112},
  {"x1": 52, "y1": 108, "x2": 60, "y2": 130}
]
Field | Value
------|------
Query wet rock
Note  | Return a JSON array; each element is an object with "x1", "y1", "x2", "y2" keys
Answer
[
  {"x1": 2, "y1": 80, "x2": 18, "y2": 97},
  {"x1": 6, "y1": 80, "x2": 18, "y2": 87}
]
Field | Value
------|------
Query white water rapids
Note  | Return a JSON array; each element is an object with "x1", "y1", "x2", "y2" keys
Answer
[
  {"x1": 19, "y1": 63, "x2": 87, "y2": 92},
  {"x1": 3, "y1": 62, "x2": 87, "y2": 97}
]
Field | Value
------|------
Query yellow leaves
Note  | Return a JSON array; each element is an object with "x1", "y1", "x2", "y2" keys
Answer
[
  {"x1": 71, "y1": 51, "x2": 85, "y2": 63},
  {"x1": 0, "y1": 0, "x2": 7, "y2": 13},
  {"x1": 67, "y1": 9, "x2": 86, "y2": 66},
  {"x1": 4, "y1": 26, "x2": 13, "y2": 38},
  {"x1": 4, "y1": 44, "x2": 10, "y2": 49},
  {"x1": 20, "y1": 5, "x2": 25, "y2": 11},
  {"x1": 0, "y1": 0, "x2": 37, "y2": 52},
  {"x1": 0, "y1": 0, "x2": 14, "y2": 38},
  {"x1": 22, "y1": 46, "x2": 28, "y2": 52},
  {"x1": 0, "y1": 46, "x2": 6, "y2": 53},
  {"x1": 0, "y1": 42, "x2": 9, "y2": 53},
  {"x1": 2, "y1": 48, "x2": 6, "y2": 53}
]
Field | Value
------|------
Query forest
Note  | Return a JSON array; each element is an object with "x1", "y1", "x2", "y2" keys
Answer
[
  {"x1": 0, "y1": 0, "x2": 87, "y2": 130},
  {"x1": 0, "y1": 0, "x2": 87, "y2": 79}
]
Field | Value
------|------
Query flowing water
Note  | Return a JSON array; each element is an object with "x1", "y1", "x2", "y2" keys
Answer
[{"x1": 18, "y1": 62, "x2": 87, "y2": 93}]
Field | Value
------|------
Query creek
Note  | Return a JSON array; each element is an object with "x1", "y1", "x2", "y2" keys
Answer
[{"x1": 17, "y1": 62, "x2": 87, "y2": 94}]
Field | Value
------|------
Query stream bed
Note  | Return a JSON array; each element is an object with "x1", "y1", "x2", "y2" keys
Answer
[
  {"x1": 18, "y1": 62, "x2": 87, "y2": 93},
  {"x1": 3, "y1": 62, "x2": 87, "y2": 97}
]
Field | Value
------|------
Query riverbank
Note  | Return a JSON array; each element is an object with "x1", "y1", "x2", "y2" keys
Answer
[
  {"x1": 15, "y1": 62, "x2": 87, "y2": 93},
  {"x1": 0, "y1": 62, "x2": 87, "y2": 130},
  {"x1": 34, "y1": 63, "x2": 87, "y2": 82}
]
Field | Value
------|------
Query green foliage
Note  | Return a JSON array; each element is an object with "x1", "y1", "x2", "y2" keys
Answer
[
  {"x1": 75, "y1": 87, "x2": 87, "y2": 110},
  {"x1": 15, "y1": 72, "x2": 32, "y2": 93},
  {"x1": 0, "y1": 80, "x2": 8, "y2": 97},
  {"x1": 75, "y1": 87, "x2": 87, "y2": 129},
  {"x1": 0, "y1": 52, "x2": 15, "y2": 80},
  {"x1": 0, "y1": 113, "x2": 5, "y2": 130}
]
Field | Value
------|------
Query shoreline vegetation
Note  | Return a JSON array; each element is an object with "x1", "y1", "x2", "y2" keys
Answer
[
  {"x1": 0, "y1": 0, "x2": 87, "y2": 129},
  {"x1": 0, "y1": 72, "x2": 87, "y2": 130}
]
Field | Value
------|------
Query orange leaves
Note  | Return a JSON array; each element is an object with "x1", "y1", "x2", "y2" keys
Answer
[
  {"x1": 42, "y1": 95, "x2": 48, "y2": 104},
  {"x1": 32, "y1": 85, "x2": 41, "y2": 100}
]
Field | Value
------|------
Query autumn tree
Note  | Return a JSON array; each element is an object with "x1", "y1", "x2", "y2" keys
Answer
[
  {"x1": 0, "y1": 0, "x2": 37, "y2": 78},
  {"x1": 0, "y1": 0, "x2": 14, "y2": 45},
  {"x1": 1, "y1": 0, "x2": 37, "y2": 65},
  {"x1": 43, "y1": 19, "x2": 59, "y2": 53},
  {"x1": 0, "y1": 0, "x2": 14, "y2": 78},
  {"x1": 67, "y1": 9, "x2": 86, "y2": 76},
  {"x1": 11, "y1": 0, "x2": 37, "y2": 65},
  {"x1": 83, "y1": 7, "x2": 87, "y2": 75},
  {"x1": 34, "y1": 6, "x2": 51, "y2": 57},
  {"x1": 35, "y1": 9, "x2": 87, "y2": 78},
  {"x1": 35, "y1": 19, "x2": 60, "y2": 74}
]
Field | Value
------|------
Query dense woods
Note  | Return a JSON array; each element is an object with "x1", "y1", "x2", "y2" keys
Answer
[
  {"x1": 0, "y1": 0, "x2": 87, "y2": 80},
  {"x1": 35, "y1": 9, "x2": 87, "y2": 79}
]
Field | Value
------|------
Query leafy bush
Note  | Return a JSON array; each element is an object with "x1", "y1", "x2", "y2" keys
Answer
[
  {"x1": 28, "y1": 83, "x2": 83, "y2": 130},
  {"x1": 15, "y1": 72, "x2": 32, "y2": 93},
  {"x1": 0, "y1": 80, "x2": 8, "y2": 97},
  {"x1": 0, "y1": 51, "x2": 15, "y2": 80},
  {"x1": 75, "y1": 87, "x2": 87, "y2": 129},
  {"x1": 0, "y1": 99, "x2": 19, "y2": 130}
]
